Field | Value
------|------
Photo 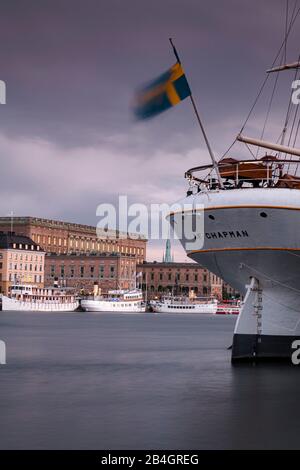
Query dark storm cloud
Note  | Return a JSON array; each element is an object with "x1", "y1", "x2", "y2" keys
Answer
[
  {"x1": 0, "y1": 0, "x2": 298, "y2": 259},
  {"x1": 0, "y1": 0, "x2": 295, "y2": 145}
]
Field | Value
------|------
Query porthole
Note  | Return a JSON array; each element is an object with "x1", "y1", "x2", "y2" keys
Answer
[
  {"x1": 260, "y1": 212, "x2": 267, "y2": 218},
  {"x1": 208, "y1": 215, "x2": 215, "y2": 220}
]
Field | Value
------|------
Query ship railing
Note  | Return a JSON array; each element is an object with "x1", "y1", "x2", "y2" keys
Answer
[{"x1": 185, "y1": 157, "x2": 300, "y2": 193}]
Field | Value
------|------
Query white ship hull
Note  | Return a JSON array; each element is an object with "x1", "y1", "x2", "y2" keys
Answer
[
  {"x1": 172, "y1": 187, "x2": 300, "y2": 361},
  {"x1": 2, "y1": 296, "x2": 79, "y2": 312},
  {"x1": 81, "y1": 299, "x2": 145, "y2": 313},
  {"x1": 151, "y1": 302, "x2": 217, "y2": 314}
]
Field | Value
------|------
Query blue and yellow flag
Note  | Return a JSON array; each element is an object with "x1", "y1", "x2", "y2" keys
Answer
[{"x1": 133, "y1": 62, "x2": 191, "y2": 120}]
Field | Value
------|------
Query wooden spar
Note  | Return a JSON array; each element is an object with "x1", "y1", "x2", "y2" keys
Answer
[
  {"x1": 237, "y1": 134, "x2": 300, "y2": 157},
  {"x1": 266, "y1": 61, "x2": 300, "y2": 73}
]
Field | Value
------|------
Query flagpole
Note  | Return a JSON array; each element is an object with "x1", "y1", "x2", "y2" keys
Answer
[{"x1": 169, "y1": 38, "x2": 223, "y2": 188}]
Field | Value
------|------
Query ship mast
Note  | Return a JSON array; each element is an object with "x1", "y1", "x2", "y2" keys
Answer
[
  {"x1": 223, "y1": 1, "x2": 300, "y2": 165},
  {"x1": 237, "y1": 134, "x2": 300, "y2": 157},
  {"x1": 237, "y1": 53, "x2": 300, "y2": 159},
  {"x1": 267, "y1": 61, "x2": 300, "y2": 73}
]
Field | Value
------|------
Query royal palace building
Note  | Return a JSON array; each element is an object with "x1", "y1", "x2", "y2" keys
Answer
[
  {"x1": 137, "y1": 261, "x2": 223, "y2": 300},
  {"x1": 0, "y1": 217, "x2": 146, "y2": 294},
  {"x1": 45, "y1": 252, "x2": 137, "y2": 293},
  {"x1": 0, "y1": 217, "x2": 146, "y2": 263}
]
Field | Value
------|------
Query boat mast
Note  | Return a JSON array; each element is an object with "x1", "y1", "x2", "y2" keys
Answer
[
  {"x1": 231, "y1": 2, "x2": 300, "y2": 162},
  {"x1": 169, "y1": 38, "x2": 224, "y2": 188},
  {"x1": 237, "y1": 134, "x2": 300, "y2": 157},
  {"x1": 267, "y1": 61, "x2": 300, "y2": 73}
]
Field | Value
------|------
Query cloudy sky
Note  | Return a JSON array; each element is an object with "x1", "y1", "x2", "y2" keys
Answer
[{"x1": 0, "y1": 0, "x2": 299, "y2": 260}]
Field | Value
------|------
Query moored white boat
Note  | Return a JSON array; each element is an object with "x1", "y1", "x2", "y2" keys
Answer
[
  {"x1": 2, "y1": 284, "x2": 79, "y2": 312},
  {"x1": 150, "y1": 297, "x2": 218, "y2": 314},
  {"x1": 81, "y1": 289, "x2": 145, "y2": 313},
  {"x1": 216, "y1": 302, "x2": 241, "y2": 315}
]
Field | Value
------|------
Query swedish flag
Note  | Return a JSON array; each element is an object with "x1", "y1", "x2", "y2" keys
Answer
[{"x1": 134, "y1": 62, "x2": 191, "y2": 120}]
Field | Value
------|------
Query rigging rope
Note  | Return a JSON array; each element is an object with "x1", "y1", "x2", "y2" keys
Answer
[
  {"x1": 293, "y1": 118, "x2": 300, "y2": 174},
  {"x1": 255, "y1": 64, "x2": 282, "y2": 159},
  {"x1": 280, "y1": 60, "x2": 300, "y2": 156},
  {"x1": 220, "y1": 0, "x2": 300, "y2": 162},
  {"x1": 284, "y1": 0, "x2": 289, "y2": 63},
  {"x1": 286, "y1": 55, "x2": 300, "y2": 170},
  {"x1": 242, "y1": 260, "x2": 300, "y2": 295},
  {"x1": 240, "y1": 0, "x2": 300, "y2": 133}
]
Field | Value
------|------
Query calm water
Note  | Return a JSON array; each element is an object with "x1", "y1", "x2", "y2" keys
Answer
[{"x1": 0, "y1": 311, "x2": 300, "y2": 449}]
